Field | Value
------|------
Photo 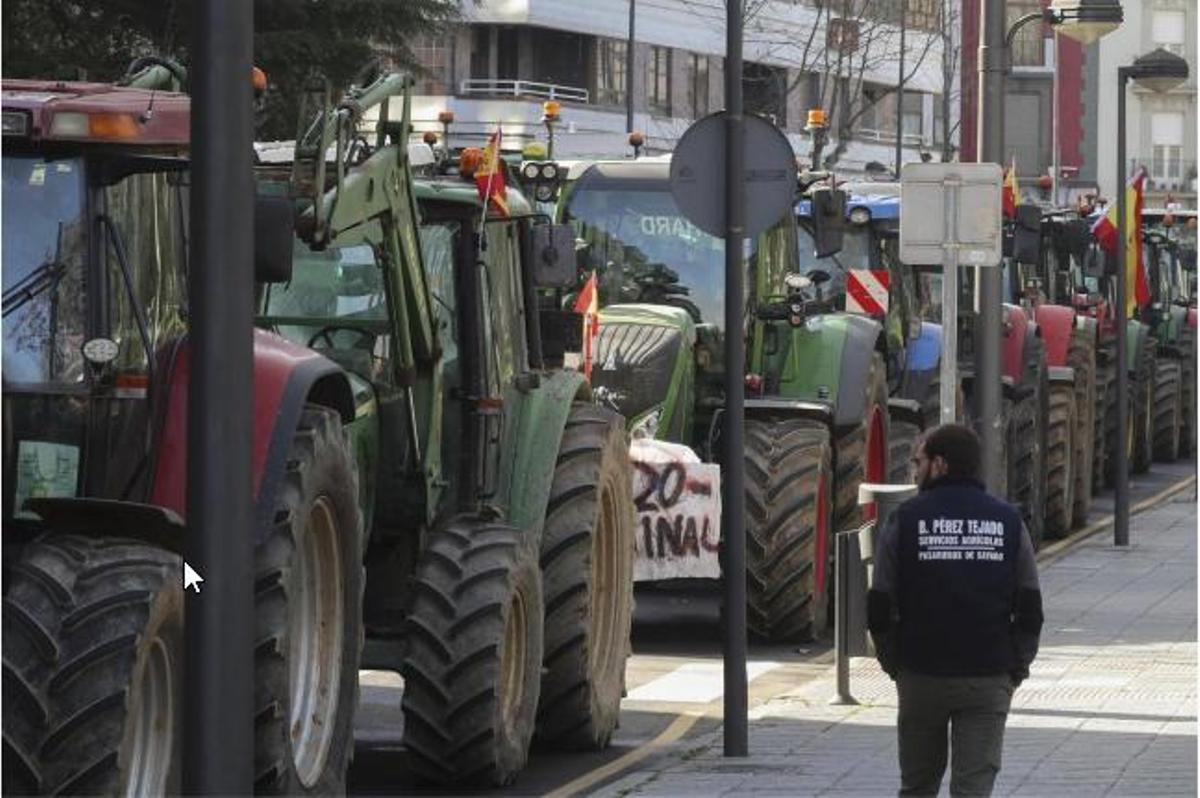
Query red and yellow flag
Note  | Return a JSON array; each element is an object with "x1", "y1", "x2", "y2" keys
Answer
[
  {"x1": 1002, "y1": 158, "x2": 1019, "y2": 219},
  {"x1": 475, "y1": 128, "x2": 510, "y2": 217},
  {"x1": 1090, "y1": 170, "x2": 1150, "y2": 315},
  {"x1": 574, "y1": 271, "x2": 600, "y2": 381}
]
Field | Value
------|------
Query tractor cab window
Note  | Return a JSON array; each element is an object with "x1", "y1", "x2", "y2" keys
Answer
[
  {"x1": 479, "y1": 221, "x2": 527, "y2": 390},
  {"x1": 262, "y1": 243, "x2": 391, "y2": 381},
  {"x1": 796, "y1": 223, "x2": 875, "y2": 303},
  {"x1": 2, "y1": 155, "x2": 88, "y2": 386},
  {"x1": 419, "y1": 221, "x2": 460, "y2": 370},
  {"x1": 101, "y1": 169, "x2": 189, "y2": 375}
]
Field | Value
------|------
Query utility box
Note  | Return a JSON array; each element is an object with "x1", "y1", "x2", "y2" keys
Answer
[{"x1": 899, "y1": 163, "x2": 1003, "y2": 268}]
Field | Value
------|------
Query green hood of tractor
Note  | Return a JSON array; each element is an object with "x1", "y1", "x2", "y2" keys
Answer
[{"x1": 592, "y1": 303, "x2": 696, "y2": 442}]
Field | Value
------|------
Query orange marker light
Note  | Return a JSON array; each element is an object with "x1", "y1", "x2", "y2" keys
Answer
[
  {"x1": 542, "y1": 100, "x2": 561, "y2": 122},
  {"x1": 251, "y1": 66, "x2": 268, "y2": 92}
]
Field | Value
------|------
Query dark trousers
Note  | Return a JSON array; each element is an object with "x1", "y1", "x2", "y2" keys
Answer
[{"x1": 896, "y1": 671, "x2": 1014, "y2": 797}]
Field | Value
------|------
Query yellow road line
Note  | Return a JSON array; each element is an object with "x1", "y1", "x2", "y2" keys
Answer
[
  {"x1": 543, "y1": 710, "x2": 706, "y2": 798},
  {"x1": 553, "y1": 471, "x2": 1196, "y2": 797},
  {"x1": 1036, "y1": 473, "x2": 1196, "y2": 565}
]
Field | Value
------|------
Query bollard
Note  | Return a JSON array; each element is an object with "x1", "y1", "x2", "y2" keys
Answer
[{"x1": 830, "y1": 483, "x2": 917, "y2": 705}]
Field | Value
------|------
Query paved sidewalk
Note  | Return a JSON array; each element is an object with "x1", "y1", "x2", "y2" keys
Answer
[{"x1": 595, "y1": 484, "x2": 1197, "y2": 797}]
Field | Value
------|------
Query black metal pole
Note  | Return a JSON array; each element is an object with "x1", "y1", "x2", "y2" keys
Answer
[
  {"x1": 626, "y1": 0, "x2": 636, "y2": 134},
  {"x1": 723, "y1": 0, "x2": 748, "y2": 758},
  {"x1": 975, "y1": 0, "x2": 1005, "y2": 492},
  {"x1": 184, "y1": 0, "x2": 256, "y2": 793},
  {"x1": 895, "y1": 0, "x2": 906, "y2": 177},
  {"x1": 1114, "y1": 68, "x2": 1130, "y2": 546}
]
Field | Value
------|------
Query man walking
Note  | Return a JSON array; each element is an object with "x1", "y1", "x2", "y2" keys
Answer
[{"x1": 868, "y1": 424, "x2": 1043, "y2": 797}]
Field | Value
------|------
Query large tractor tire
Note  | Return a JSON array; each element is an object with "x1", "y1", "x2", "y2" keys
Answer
[
  {"x1": 2, "y1": 536, "x2": 179, "y2": 796},
  {"x1": 1068, "y1": 329, "x2": 1097, "y2": 527},
  {"x1": 536, "y1": 404, "x2": 635, "y2": 751},
  {"x1": 401, "y1": 518, "x2": 544, "y2": 788},
  {"x1": 1131, "y1": 335, "x2": 1157, "y2": 474},
  {"x1": 256, "y1": 405, "x2": 364, "y2": 794},
  {"x1": 1006, "y1": 389, "x2": 1044, "y2": 549},
  {"x1": 833, "y1": 353, "x2": 890, "y2": 536},
  {"x1": 1, "y1": 405, "x2": 364, "y2": 796},
  {"x1": 1100, "y1": 356, "x2": 1122, "y2": 489},
  {"x1": 745, "y1": 418, "x2": 834, "y2": 642},
  {"x1": 1044, "y1": 382, "x2": 1076, "y2": 539},
  {"x1": 1180, "y1": 326, "x2": 1196, "y2": 456},
  {"x1": 1152, "y1": 359, "x2": 1183, "y2": 462},
  {"x1": 888, "y1": 419, "x2": 921, "y2": 486}
]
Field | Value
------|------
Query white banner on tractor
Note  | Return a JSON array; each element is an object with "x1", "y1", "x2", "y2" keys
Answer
[
  {"x1": 630, "y1": 439, "x2": 722, "y2": 581},
  {"x1": 846, "y1": 269, "x2": 890, "y2": 316}
]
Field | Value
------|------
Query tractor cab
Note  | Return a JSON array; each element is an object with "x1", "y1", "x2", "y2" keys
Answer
[{"x1": 2, "y1": 79, "x2": 191, "y2": 528}]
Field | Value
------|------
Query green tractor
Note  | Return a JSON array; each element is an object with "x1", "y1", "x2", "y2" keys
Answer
[
  {"x1": 1141, "y1": 208, "x2": 1197, "y2": 460},
  {"x1": 558, "y1": 159, "x2": 891, "y2": 642},
  {"x1": 255, "y1": 75, "x2": 637, "y2": 787}
]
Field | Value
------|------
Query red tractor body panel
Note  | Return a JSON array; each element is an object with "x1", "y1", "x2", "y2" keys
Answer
[
  {"x1": 1189, "y1": 307, "x2": 1197, "y2": 330},
  {"x1": 1001, "y1": 303, "x2": 1030, "y2": 383},
  {"x1": 151, "y1": 330, "x2": 344, "y2": 529},
  {"x1": 2, "y1": 78, "x2": 189, "y2": 146},
  {"x1": 1033, "y1": 304, "x2": 1076, "y2": 367}
]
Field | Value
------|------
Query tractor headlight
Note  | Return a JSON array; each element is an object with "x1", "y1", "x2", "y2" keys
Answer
[
  {"x1": 630, "y1": 408, "x2": 662, "y2": 440},
  {"x1": 521, "y1": 162, "x2": 541, "y2": 181},
  {"x1": 540, "y1": 162, "x2": 559, "y2": 181},
  {"x1": 849, "y1": 207, "x2": 871, "y2": 225},
  {"x1": 535, "y1": 183, "x2": 555, "y2": 202}
]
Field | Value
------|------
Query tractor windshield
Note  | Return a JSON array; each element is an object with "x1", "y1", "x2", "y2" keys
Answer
[
  {"x1": 562, "y1": 183, "x2": 727, "y2": 329},
  {"x1": 2, "y1": 155, "x2": 88, "y2": 385}
]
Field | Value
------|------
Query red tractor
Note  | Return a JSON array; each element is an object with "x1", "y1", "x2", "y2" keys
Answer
[{"x1": 2, "y1": 77, "x2": 363, "y2": 793}]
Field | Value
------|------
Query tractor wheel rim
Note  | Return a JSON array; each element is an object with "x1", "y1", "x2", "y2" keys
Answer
[
  {"x1": 589, "y1": 474, "x2": 622, "y2": 686},
  {"x1": 126, "y1": 633, "x2": 175, "y2": 797},
  {"x1": 500, "y1": 587, "x2": 529, "y2": 732},
  {"x1": 288, "y1": 495, "x2": 344, "y2": 788}
]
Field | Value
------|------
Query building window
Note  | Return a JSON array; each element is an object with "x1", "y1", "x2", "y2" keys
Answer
[
  {"x1": 1006, "y1": 1, "x2": 1046, "y2": 67},
  {"x1": 595, "y1": 38, "x2": 627, "y2": 106},
  {"x1": 1152, "y1": 10, "x2": 1186, "y2": 57},
  {"x1": 1151, "y1": 112, "x2": 1184, "y2": 182},
  {"x1": 902, "y1": 91, "x2": 924, "y2": 139},
  {"x1": 688, "y1": 53, "x2": 709, "y2": 117},
  {"x1": 933, "y1": 92, "x2": 945, "y2": 144},
  {"x1": 859, "y1": 84, "x2": 886, "y2": 133},
  {"x1": 413, "y1": 33, "x2": 453, "y2": 94},
  {"x1": 744, "y1": 62, "x2": 787, "y2": 127},
  {"x1": 648, "y1": 46, "x2": 672, "y2": 115}
]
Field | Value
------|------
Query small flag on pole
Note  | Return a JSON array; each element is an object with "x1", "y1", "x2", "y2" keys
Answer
[
  {"x1": 1002, "y1": 158, "x2": 1019, "y2": 219},
  {"x1": 574, "y1": 271, "x2": 600, "y2": 381},
  {"x1": 475, "y1": 128, "x2": 510, "y2": 217}
]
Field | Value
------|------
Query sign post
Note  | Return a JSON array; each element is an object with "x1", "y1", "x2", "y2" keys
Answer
[
  {"x1": 900, "y1": 164, "x2": 1003, "y2": 426},
  {"x1": 669, "y1": 74, "x2": 796, "y2": 760}
]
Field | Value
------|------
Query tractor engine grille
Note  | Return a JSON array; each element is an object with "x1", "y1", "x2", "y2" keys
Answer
[{"x1": 591, "y1": 323, "x2": 683, "y2": 422}]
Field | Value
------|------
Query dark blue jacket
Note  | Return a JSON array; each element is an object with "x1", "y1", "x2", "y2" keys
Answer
[{"x1": 868, "y1": 476, "x2": 1042, "y2": 680}]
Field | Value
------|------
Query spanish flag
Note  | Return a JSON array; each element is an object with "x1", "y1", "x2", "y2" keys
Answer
[
  {"x1": 574, "y1": 271, "x2": 600, "y2": 381},
  {"x1": 475, "y1": 128, "x2": 510, "y2": 217},
  {"x1": 1002, "y1": 158, "x2": 1019, "y2": 219},
  {"x1": 1090, "y1": 169, "x2": 1150, "y2": 316}
]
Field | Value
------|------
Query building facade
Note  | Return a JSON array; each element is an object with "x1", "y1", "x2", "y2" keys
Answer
[
  {"x1": 1093, "y1": 0, "x2": 1196, "y2": 209},
  {"x1": 406, "y1": 0, "x2": 959, "y2": 175},
  {"x1": 960, "y1": 0, "x2": 1093, "y2": 203}
]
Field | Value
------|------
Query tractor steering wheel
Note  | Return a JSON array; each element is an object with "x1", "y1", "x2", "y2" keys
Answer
[{"x1": 307, "y1": 325, "x2": 376, "y2": 351}]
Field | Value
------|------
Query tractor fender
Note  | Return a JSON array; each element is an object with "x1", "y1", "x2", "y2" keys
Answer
[
  {"x1": 744, "y1": 397, "x2": 834, "y2": 426},
  {"x1": 1124, "y1": 320, "x2": 1152, "y2": 375},
  {"x1": 1048, "y1": 366, "x2": 1076, "y2": 385},
  {"x1": 1033, "y1": 304, "x2": 1076, "y2": 368},
  {"x1": 150, "y1": 330, "x2": 355, "y2": 544},
  {"x1": 504, "y1": 367, "x2": 589, "y2": 546},
  {"x1": 1001, "y1": 303, "x2": 1031, "y2": 384},
  {"x1": 778, "y1": 313, "x2": 883, "y2": 431},
  {"x1": 887, "y1": 397, "x2": 923, "y2": 427}
]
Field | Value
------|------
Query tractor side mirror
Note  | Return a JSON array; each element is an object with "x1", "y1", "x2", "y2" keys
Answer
[
  {"x1": 1011, "y1": 204, "x2": 1042, "y2": 265},
  {"x1": 255, "y1": 194, "x2": 295, "y2": 284},
  {"x1": 810, "y1": 188, "x2": 846, "y2": 258},
  {"x1": 1062, "y1": 218, "x2": 1091, "y2": 264},
  {"x1": 529, "y1": 223, "x2": 576, "y2": 288}
]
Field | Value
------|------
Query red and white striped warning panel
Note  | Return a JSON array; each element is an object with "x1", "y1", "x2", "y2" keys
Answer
[{"x1": 846, "y1": 269, "x2": 890, "y2": 316}]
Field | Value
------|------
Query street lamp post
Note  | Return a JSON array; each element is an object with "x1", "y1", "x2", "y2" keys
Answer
[
  {"x1": 975, "y1": 0, "x2": 1123, "y2": 492},
  {"x1": 1113, "y1": 48, "x2": 1189, "y2": 546}
]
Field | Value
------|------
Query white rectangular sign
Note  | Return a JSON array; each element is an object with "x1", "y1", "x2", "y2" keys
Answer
[
  {"x1": 630, "y1": 439, "x2": 722, "y2": 581},
  {"x1": 899, "y1": 163, "x2": 1004, "y2": 267}
]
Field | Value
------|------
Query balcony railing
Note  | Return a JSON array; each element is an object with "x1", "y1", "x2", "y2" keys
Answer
[
  {"x1": 857, "y1": 127, "x2": 926, "y2": 147},
  {"x1": 458, "y1": 79, "x2": 589, "y2": 104},
  {"x1": 1130, "y1": 158, "x2": 1198, "y2": 195}
]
